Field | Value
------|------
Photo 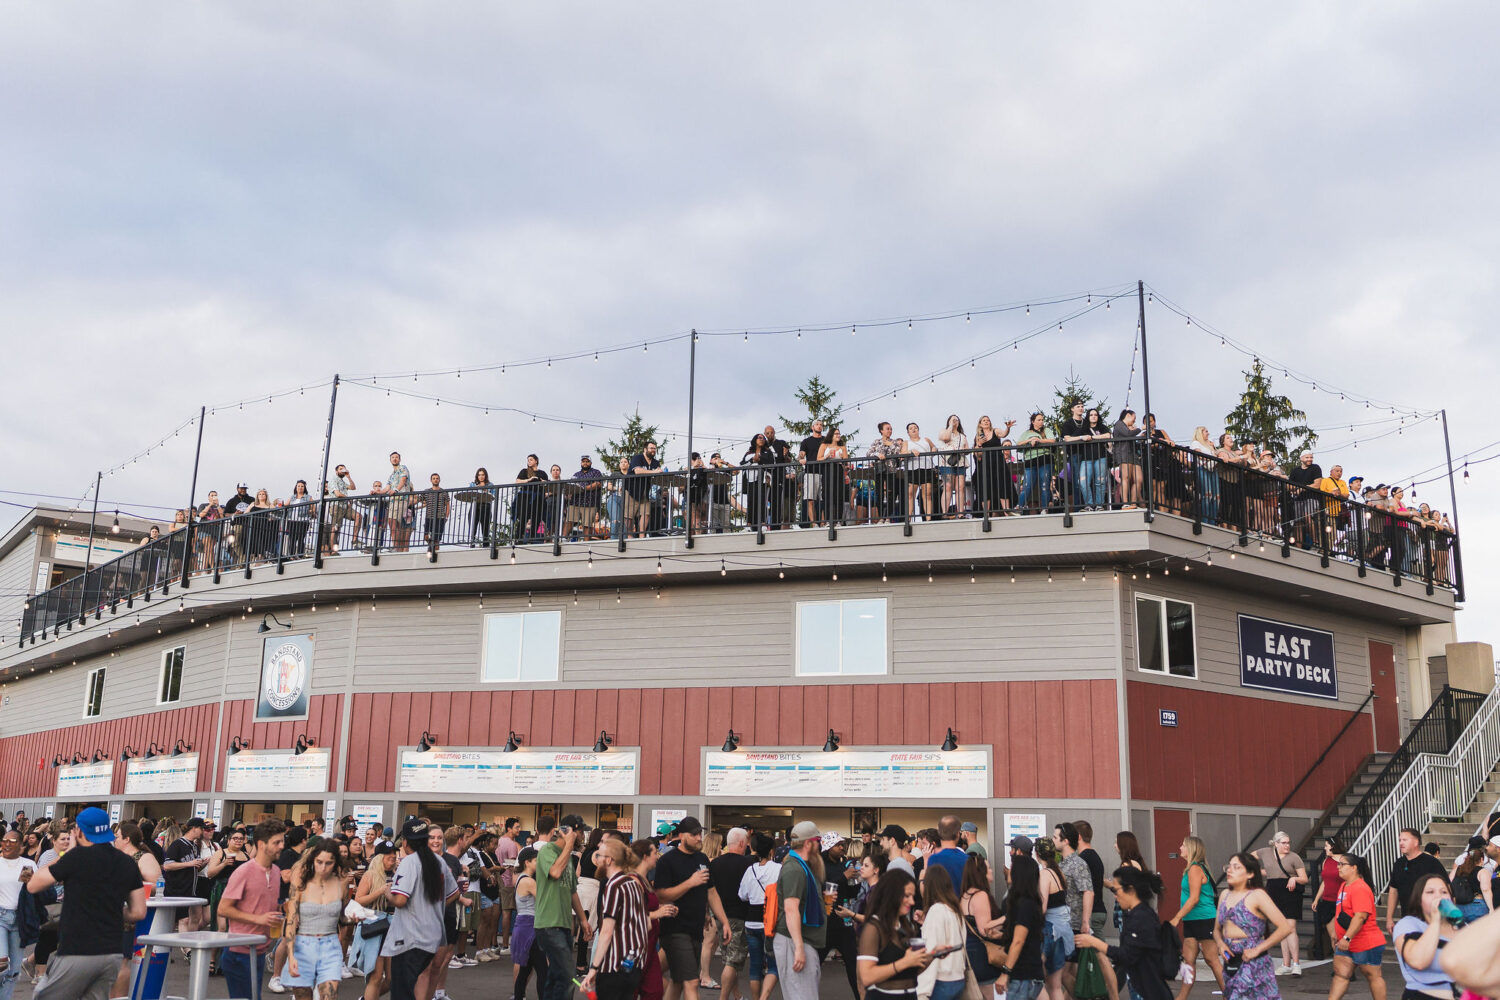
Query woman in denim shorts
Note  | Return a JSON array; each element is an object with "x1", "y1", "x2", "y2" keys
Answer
[{"x1": 285, "y1": 842, "x2": 350, "y2": 1000}]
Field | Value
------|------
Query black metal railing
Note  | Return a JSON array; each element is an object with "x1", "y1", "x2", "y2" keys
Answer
[
  {"x1": 1331, "y1": 685, "x2": 1487, "y2": 848},
  {"x1": 15, "y1": 439, "x2": 1460, "y2": 645}
]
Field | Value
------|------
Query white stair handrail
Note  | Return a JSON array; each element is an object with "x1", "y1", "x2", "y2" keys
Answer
[{"x1": 1349, "y1": 686, "x2": 1500, "y2": 886}]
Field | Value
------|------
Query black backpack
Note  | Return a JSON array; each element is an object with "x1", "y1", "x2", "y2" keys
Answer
[{"x1": 1453, "y1": 871, "x2": 1479, "y2": 906}]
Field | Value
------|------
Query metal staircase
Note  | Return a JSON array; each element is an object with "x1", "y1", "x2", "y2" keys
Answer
[
  {"x1": 1425, "y1": 758, "x2": 1500, "y2": 858},
  {"x1": 1346, "y1": 685, "x2": 1500, "y2": 883}
]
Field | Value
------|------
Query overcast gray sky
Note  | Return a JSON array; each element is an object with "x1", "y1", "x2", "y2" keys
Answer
[{"x1": 4, "y1": 2, "x2": 1496, "y2": 635}]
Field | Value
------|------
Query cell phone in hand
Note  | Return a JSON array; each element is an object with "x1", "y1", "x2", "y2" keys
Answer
[{"x1": 929, "y1": 945, "x2": 962, "y2": 958}]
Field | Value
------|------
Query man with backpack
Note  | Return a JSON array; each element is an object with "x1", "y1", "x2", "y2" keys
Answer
[{"x1": 773, "y1": 821, "x2": 826, "y2": 1000}]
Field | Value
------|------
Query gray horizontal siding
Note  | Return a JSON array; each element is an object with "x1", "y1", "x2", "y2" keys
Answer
[
  {"x1": 1120, "y1": 576, "x2": 1410, "y2": 721},
  {"x1": 0, "y1": 538, "x2": 38, "y2": 650}
]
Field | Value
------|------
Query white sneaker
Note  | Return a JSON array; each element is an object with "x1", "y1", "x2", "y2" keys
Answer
[
  {"x1": 269, "y1": 976, "x2": 287, "y2": 993},
  {"x1": 342, "y1": 965, "x2": 356, "y2": 979},
  {"x1": 434, "y1": 991, "x2": 450, "y2": 1000},
  {"x1": 1273, "y1": 965, "x2": 1291, "y2": 976},
  {"x1": 1290, "y1": 963, "x2": 1302, "y2": 976},
  {"x1": 476, "y1": 950, "x2": 495, "y2": 963},
  {"x1": 498, "y1": 946, "x2": 510, "y2": 955},
  {"x1": 460, "y1": 955, "x2": 479, "y2": 966},
  {"x1": 448, "y1": 958, "x2": 466, "y2": 969}
]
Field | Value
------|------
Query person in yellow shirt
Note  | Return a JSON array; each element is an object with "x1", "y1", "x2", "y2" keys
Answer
[{"x1": 1317, "y1": 465, "x2": 1350, "y2": 552}]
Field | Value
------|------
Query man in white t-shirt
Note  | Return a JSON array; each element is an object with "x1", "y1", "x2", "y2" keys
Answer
[{"x1": 1, "y1": 829, "x2": 39, "y2": 1000}]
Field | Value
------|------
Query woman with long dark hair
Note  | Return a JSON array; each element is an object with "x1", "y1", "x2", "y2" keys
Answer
[
  {"x1": 1017, "y1": 413, "x2": 1055, "y2": 513},
  {"x1": 937, "y1": 414, "x2": 968, "y2": 517},
  {"x1": 285, "y1": 842, "x2": 349, "y2": 1000},
  {"x1": 470, "y1": 468, "x2": 495, "y2": 546},
  {"x1": 627, "y1": 839, "x2": 675, "y2": 1000},
  {"x1": 856, "y1": 869, "x2": 933, "y2": 1000},
  {"x1": 1106, "y1": 831, "x2": 1149, "y2": 930},
  {"x1": 286, "y1": 480, "x2": 313, "y2": 558},
  {"x1": 958, "y1": 854, "x2": 1002, "y2": 989},
  {"x1": 1075, "y1": 867, "x2": 1172, "y2": 1000},
  {"x1": 1214, "y1": 853, "x2": 1292, "y2": 1000},
  {"x1": 1312, "y1": 836, "x2": 1343, "y2": 960},
  {"x1": 917, "y1": 866, "x2": 967, "y2": 1000},
  {"x1": 1393, "y1": 873, "x2": 1460, "y2": 1000},
  {"x1": 382, "y1": 819, "x2": 458, "y2": 1000},
  {"x1": 742, "y1": 434, "x2": 774, "y2": 531},
  {"x1": 993, "y1": 855, "x2": 1046, "y2": 1000},
  {"x1": 1035, "y1": 839, "x2": 1072, "y2": 1000}
]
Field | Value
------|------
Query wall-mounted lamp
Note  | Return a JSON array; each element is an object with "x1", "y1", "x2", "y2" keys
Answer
[
  {"x1": 51, "y1": 753, "x2": 65, "y2": 768},
  {"x1": 417, "y1": 732, "x2": 439, "y2": 753},
  {"x1": 502, "y1": 731, "x2": 523, "y2": 753},
  {"x1": 69, "y1": 751, "x2": 86, "y2": 765},
  {"x1": 229, "y1": 736, "x2": 252, "y2": 755},
  {"x1": 173, "y1": 739, "x2": 193, "y2": 756},
  {"x1": 90, "y1": 748, "x2": 107, "y2": 763},
  {"x1": 722, "y1": 730, "x2": 741, "y2": 753},
  {"x1": 145, "y1": 742, "x2": 165, "y2": 758},
  {"x1": 593, "y1": 731, "x2": 614, "y2": 754},
  {"x1": 293, "y1": 734, "x2": 316, "y2": 756},
  {"x1": 120, "y1": 745, "x2": 139, "y2": 762},
  {"x1": 941, "y1": 728, "x2": 959, "y2": 752},
  {"x1": 257, "y1": 613, "x2": 292, "y2": 634},
  {"x1": 822, "y1": 729, "x2": 841, "y2": 753}
]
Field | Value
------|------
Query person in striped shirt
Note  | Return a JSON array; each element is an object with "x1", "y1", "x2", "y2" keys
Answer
[{"x1": 583, "y1": 840, "x2": 652, "y2": 1000}]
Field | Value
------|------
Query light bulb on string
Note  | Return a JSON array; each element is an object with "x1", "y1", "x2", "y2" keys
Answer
[
  {"x1": 881, "y1": 564, "x2": 887, "y2": 582},
  {"x1": 778, "y1": 562, "x2": 785, "y2": 580},
  {"x1": 927, "y1": 564, "x2": 933, "y2": 583}
]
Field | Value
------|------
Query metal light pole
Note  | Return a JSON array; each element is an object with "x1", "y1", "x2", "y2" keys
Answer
[
  {"x1": 1137, "y1": 280, "x2": 1154, "y2": 523},
  {"x1": 685, "y1": 333, "x2": 697, "y2": 549},
  {"x1": 1440, "y1": 408, "x2": 1465, "y2": 602},
  {"x1": 83, "y1": 471, "x2": 102, "y2": 571},
  {"x1": 180, "y1": 406, "x2": 207, "y2": 589},
  {"x1": 313, "y1": 375, "x2": 341, "y2": 569}
]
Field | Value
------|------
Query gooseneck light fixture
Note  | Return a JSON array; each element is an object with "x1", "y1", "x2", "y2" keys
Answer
[
  {"x1": 941, "y1": 728, "x2": 960, "y2": 752},
  {"x1": 293, "y1": 734, "x2": 317, "y2": 755},
  {"x1": 228, "y1": 736, "x2": 252, "y2": 755},
  {"x1": 417, "y1": 731, "x2": 439, "y2": 753},
  {"x1": 822, "y1": 729, "x2": 841, "y2": 753},
  {"x1": 502, "y1": 731, "x2": 523, "y2": 753},
  {"x1": 593, "y1": 731, "x2": 614, "y2": 753},
  {"x1": 722, "y1": 730, "x2": 741, "y2": 753}
]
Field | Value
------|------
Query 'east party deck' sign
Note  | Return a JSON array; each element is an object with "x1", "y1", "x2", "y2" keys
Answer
[{"x1": 1238, "y1": 614, "x2": 1338, "y2": 700}]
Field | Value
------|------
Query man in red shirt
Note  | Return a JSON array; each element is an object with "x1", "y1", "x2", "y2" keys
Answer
[{"x1": 218, "y1": 819, "x2": 288, "y2": 1000}]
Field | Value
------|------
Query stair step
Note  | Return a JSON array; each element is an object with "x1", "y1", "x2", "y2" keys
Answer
[{"x1": 1429, "y1": 821, "x2": 1477, "y2": 835}]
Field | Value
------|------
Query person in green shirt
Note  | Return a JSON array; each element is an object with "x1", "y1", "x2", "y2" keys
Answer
[
  {"x1": 533, "y1": 814, "x2": 593, "y2": 1000},
  {"x1": 1018, "y1": 412, "x2": 1055, "y2": 512},
  {"x1": 773, "y1": 821, "x2": 827, "y2": 1000}
]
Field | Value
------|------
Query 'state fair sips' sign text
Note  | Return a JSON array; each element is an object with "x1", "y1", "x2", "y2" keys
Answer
[{"x1": 1237, "y1": 614, "x2": 1338, "y2": 700}]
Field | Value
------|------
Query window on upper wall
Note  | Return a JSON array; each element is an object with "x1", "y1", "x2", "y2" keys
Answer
[
  {"x1": 1135, "y1": 595, "x2": 1197, "y2": 678},
  {"x1": 83, "y1": 666, "x2": 106, "y2": 718},
  {"x1": 159, "y1": 646, "x2": 185, "y2": 704},
  {"x1": 796, "y1": 599, "x2": 888, "y2": 676},
  {"x1": 481, "y1": 611, "x2": 562, "y2": 683}
]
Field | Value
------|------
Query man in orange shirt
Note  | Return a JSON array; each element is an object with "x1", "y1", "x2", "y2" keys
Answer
[{"x1": 1317, "y1": 465, "x2": 1350, "y2": 552}]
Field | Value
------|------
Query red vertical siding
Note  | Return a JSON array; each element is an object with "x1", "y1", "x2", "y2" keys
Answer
[
  {"x1": 1127, "y1": 680, "x2": 1372, "y2": 809},
  {"x1": 341, "y1": 679, "x2": 1122, "y2": 800}
]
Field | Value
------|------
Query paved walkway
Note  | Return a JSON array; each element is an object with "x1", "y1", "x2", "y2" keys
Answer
[{"x1": 9, "y1": 950, "x2": 1405, "y2": 1000}]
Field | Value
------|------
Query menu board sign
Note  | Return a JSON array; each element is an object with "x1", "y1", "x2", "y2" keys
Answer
[
  {"x1": 124, "y1": 753, "x2": 199, "y2": 796},
  {"x1": 397, "y1": 748, "x2": 639, "y2": 797},
  {"x1": 704, "y1": 749, "x2": 989, "y2": 799},
  {"x1": 224, "y1": 748, "x2": 331, "y2": 795},
  {"x1": 56, "y1": 760, "x2": 113, "y2": 798}
]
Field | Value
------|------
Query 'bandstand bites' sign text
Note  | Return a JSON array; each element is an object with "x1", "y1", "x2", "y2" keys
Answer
[
  {"x1": 1238, "y1": 614, "x2": 1338, "y2": 700},
  {"x1": 124, "y1": 753, "x2": 200, "y2": 796},
  {"x1": 397, "y1": 748, "x2": 640, "y2": 797},
  {"x1": 704, "y1": 749, "x2": 989, "y2": 799}
]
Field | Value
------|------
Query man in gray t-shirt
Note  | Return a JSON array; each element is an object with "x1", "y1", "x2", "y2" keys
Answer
[{"x1": 382, "y1": 818, "x2": 460, "y2": 997}]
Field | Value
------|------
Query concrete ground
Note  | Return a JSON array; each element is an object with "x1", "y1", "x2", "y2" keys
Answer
[{"x1": 8, "y1": 948, "x2": 1404, "y2": 1000}]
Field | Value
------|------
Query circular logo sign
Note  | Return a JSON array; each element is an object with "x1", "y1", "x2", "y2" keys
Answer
[{"x1": 263, "y1": 641, "x2": 307, "y2": 712}]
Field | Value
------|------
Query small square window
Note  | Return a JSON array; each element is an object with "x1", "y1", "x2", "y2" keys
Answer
[
  {"x1": 796, "y1": 599, "x2": 887, "y2": 676},
  {"x1": 84, "y1": 666, "x2": 106, "y2": 718},
  {"x1": 1135, "y1": 595, "x2": 1197, "y2": 678},
  {"x1": 481, "y1": 611, "x2": 562, "y2": 683},
  {"x1": 159, "y1": 646, "x2": 185, "y2": 704}
]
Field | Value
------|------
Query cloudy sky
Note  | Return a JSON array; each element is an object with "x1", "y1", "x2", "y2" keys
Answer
[{"x1": 4, "y1": 3, "x2": 1496, "y2": 635}]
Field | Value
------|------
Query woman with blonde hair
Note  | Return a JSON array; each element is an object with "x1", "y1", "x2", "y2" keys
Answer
[
  {"x1": 1188, "y1": 427, "x2": 1219, "y2": 524},
  {"x1": 1168, "y1": 836, "x2": 1224, "y2": 1000}
]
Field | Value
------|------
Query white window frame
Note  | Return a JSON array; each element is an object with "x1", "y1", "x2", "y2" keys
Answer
[
  {"x1": 480, "y1": 611, "x2": 563, "y2": 684},
  {"x1": 795, "y1": 598, "x2": 889, "y2": 677},
  {"x1": 158, "y1": 645, "x2": 185, "y2": 705},
  {"x1": 1134, "y1": 593, "x2": 1198, "y2": 679},
  {"x1": 83, "y1": 666, "x2": 106, "y2": 718}
]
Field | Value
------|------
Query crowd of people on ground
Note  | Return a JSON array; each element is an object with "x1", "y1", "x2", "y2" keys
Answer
[{"x1": 6, "y1": 807, "x2": 1500, "y2": 1000}]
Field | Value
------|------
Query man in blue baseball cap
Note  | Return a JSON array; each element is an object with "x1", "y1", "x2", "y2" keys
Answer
[{"x1": 26, "y1": 808, "x2": 147, "y2": 1000}]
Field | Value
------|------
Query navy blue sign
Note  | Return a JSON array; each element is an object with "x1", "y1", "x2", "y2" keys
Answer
[
  {"x1": 1159, "y1": 709, "x2": 1178, "y2": 728},
  {"x1": 1237, "y1": 614, "x2": 1338, "y2": 700}
]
